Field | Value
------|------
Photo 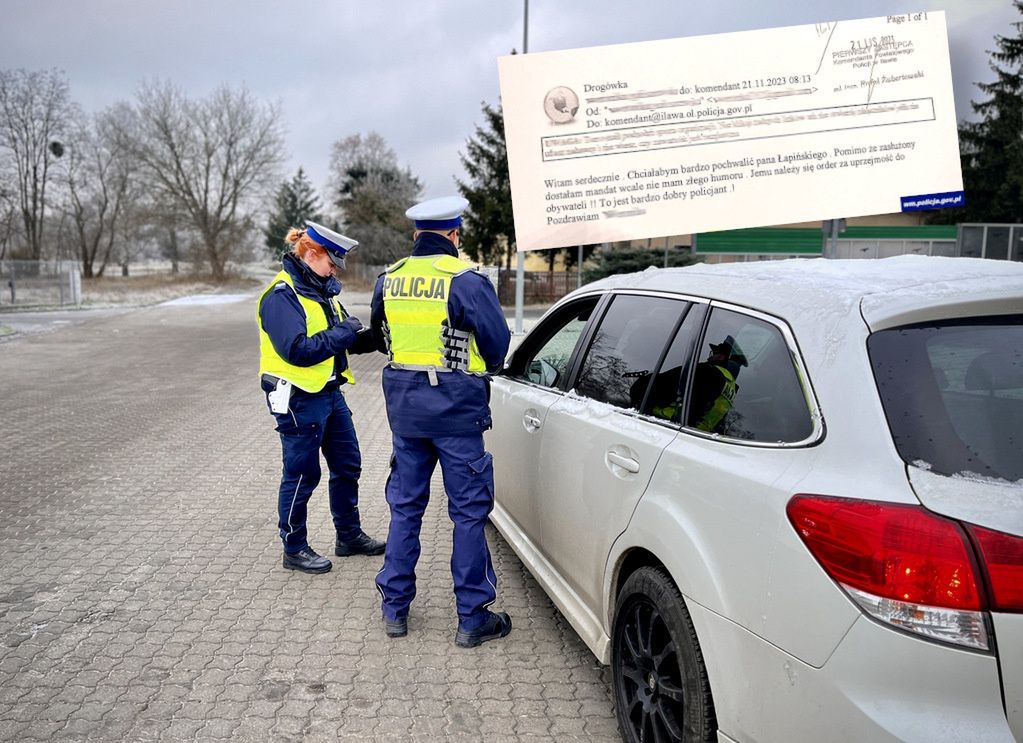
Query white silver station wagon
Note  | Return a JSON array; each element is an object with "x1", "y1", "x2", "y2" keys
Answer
[{"x1": 488, "y1": 256, "x2": 1023, "y2": 743}]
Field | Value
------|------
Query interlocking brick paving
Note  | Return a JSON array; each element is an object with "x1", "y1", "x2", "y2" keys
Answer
[{"x1": 0, "y1": 296, "x2": 618, "y2": 741}]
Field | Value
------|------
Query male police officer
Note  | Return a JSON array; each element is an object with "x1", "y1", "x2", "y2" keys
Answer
[
  {"x1": 371, "y1": 196, "x2": 512, "y2": 647},
  {"x1": 257, "y1": 221, "x2": 384, "y2": 574}
]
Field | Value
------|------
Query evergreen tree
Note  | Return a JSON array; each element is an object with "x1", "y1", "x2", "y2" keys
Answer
[
  {"x1": 583, "y1": 246, "x2": 694, "y2": 284},
  {"x1": 456, "y1": 102, "x2": 517, "y2": 268},
  {"x1": 263, "y1": 168, "x2": 324, "y2": 258},
  {"x1": 934, "y1": 3, "x2": 1023, "y2": 223}
]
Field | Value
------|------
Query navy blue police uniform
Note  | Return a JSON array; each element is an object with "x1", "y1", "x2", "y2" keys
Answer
[
  {"x1": 258, "y1": 222, "x2": 384, "y2": 574},
  {"x1": 371, "y1": 196, "x2": 512, "y2": 646}
]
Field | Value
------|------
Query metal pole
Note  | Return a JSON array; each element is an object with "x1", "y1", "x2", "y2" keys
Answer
[
  {"x1": 514, "y1": 253, "x2": 525, "y2": 334},
  {"x1": 577, "y1": 245, "x2": 583, "y2": 288},
  {"x1": 514, "y1": 0, "x2": 529, "y2": 334},
  {"x1": 523, "y1": 0, "x2": 529, "y2": 53}
]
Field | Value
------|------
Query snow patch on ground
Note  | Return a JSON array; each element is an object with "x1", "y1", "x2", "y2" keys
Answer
[{"x1": 158, "y1": 294, "x2": 252, "y2": 307}]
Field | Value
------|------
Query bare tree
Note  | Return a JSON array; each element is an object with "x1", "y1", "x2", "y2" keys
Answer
[
  {"x1": 328, "y1": 132, "x2": 421, "y2": 263},
  {"x1": 151, "y1": 203, "x2": 191, "y2": 274},
  {"x1": 0, "y1": 69, "x2": 74, "y2": 259},
  {"x1": 0, "y1": 173, "x2": 18, "y2": 262},
  {"x1": 61, "y1": 104, "x2": 136, "y2": 278},
  {"x1": 115, "y1": 199, "x2": 150, "y2": 277},
  {"x1": 124, "y1": 81, "x2": 285, "y2": 279}
]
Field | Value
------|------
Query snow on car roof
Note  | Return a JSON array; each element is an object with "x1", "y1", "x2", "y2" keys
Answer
[{"x1": 579, "y1": 255, "x2": 1023, "y2": 328}]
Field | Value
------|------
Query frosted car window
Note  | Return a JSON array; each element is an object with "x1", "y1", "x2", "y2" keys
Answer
[
  {"x1": 575, "y1": 295, "x2": 685, "y2": 410},
  {"x1": 685, "y1": 308, "x2": 813, "y2": 443}
]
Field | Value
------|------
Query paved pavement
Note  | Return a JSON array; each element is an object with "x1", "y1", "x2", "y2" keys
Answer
[{"x1": 0, "y1": 293, "x2": 618, "y2": 741}]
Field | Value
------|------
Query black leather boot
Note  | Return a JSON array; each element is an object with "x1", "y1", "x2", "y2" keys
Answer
[
  {"x1": 455, "y1": 611, "x2": 512, "y2": 648},
  {"x1": 384, "y1": 616, "x2": 408, "y2": 638},
  {"x1": 335, "y1": 532, "x2": 386, "y2": 556},
  {"x1": 282, "y1": 547, "x2": 332, "y2": 574}
]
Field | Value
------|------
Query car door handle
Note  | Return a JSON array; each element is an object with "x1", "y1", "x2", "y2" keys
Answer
[
  {"x1": 606, "y1": 451, "x2": 640, "y2": 473},
  {"x1": 523, "y1": 413, "x2": 542, "y2": 432}
]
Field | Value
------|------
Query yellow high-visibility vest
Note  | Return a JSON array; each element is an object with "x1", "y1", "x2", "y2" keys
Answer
[
  {"x1": 257, "y1": 270, "x2": 355, "y2": 393},
  {"x1": 695, "y1": 365, "x2": 737, "y2": 432},
  {"x1": 381, "y1": 255, "x2": 487, "y2": 374}
]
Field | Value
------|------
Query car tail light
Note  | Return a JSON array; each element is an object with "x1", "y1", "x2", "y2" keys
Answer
[
  {"x1": 966, "y1": 524, "x2": 1023, "y2": 612},
  {"x1": 787, "y1": 495, "x2": 990, "y2": 650}
]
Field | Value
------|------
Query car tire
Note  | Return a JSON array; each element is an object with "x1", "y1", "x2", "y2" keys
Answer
[{"x1": 611, "y1": 566, "x2": 715, "y2": 743}]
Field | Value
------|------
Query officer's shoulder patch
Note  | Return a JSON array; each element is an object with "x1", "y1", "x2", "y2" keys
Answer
[
  {"x1": 271, "y1": 281, "x2": 290, "y2": 292},
  {"x1": 385, "y1": 257, "x2": 409, "y2": 274}
]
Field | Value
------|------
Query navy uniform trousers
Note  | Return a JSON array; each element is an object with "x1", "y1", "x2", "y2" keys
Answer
[
  {"x1": 375, "y1": 432, "x2": 497, "y2": 631},
  {"x1": 272, "y1": 388, "x2": 363, "y2": 553}
]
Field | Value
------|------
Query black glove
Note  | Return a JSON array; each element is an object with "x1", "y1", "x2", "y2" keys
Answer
[{"x1": 327, "y1": 316, "x2": 364, "y2": 353}]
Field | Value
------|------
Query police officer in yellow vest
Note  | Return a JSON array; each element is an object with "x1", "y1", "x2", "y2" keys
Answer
[
  {"x1": 689, "y1": 335, "x2": 748, "y2": 433},
  {"x1": 257, "y1": 222, "x2": 384, "y2": 574},
  {"x1": 370, "y1": 196, "x2": 512, "y2": 647}
]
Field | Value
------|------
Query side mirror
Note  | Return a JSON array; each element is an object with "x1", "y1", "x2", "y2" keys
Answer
[{"x1": 526, "y1": 358, "x2": 560, "y2": 387}]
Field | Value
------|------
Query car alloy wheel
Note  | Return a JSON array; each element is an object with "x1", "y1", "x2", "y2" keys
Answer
[{"x1": 612, "y1": 566, "x2": 715, "y2": 743}]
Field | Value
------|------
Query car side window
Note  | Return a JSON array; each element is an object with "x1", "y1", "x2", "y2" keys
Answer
[
  {"x1": 575, "y1": 295, "x2": 686, "y2": 410},
  {"x1": 510, "y1": 296, "x2": 599, "y2": 389},
  {"x1": 685, "y1": 307, "x2": 813, "y2": 443}
]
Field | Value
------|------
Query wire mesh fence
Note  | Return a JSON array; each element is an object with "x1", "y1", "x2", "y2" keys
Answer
[{"x1": 0, "y1": 260, "x2": 82, "y2": 308}]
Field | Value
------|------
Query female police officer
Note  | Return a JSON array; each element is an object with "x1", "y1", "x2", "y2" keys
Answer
[{"x1": 257, "y1": 221, "x2": 384, "y2": 574}]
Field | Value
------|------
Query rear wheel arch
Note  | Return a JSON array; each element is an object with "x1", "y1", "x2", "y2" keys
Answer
[{"x1": 613, "y1": 548, "x2": 667, "y2": 609}]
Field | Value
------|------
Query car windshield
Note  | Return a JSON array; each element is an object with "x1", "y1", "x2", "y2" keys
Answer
[{"x1": 868, "y1": 315, "x2": 1023, "y2": 482}]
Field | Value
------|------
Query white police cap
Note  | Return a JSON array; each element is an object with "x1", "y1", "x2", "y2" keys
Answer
[
  {"x1": 405, "y1": 196, "x2": 469, "y2": 230},
  {"x1": 304, "y1": 220, "x2": 358, "y2": 269}
]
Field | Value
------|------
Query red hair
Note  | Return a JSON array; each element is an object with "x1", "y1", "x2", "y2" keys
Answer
[{"x1": 286, "y1": 228, "x2": 326, "y2": 261}]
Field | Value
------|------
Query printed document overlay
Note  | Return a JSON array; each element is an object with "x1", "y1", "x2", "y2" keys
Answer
[{"x1": 498, "y1": 12, "x2": 963, "y2": 251}]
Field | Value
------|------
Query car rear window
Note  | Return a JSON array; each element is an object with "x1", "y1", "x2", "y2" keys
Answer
[{"x1": 868, "y1": 315, "x2": 1023, "y2": 482}]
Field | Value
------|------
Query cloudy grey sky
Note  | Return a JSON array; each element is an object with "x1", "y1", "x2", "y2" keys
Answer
[{"x1": 2, "y1": 0, "x2": 1018, "y2": 204}]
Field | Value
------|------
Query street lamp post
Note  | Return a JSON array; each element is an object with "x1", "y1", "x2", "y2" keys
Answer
[{"x1": 513, "y1": 0, "x2": 529, "y2": 334}]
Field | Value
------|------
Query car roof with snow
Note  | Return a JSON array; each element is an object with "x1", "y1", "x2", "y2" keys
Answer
[{"x1": 575, "y1": 255, "x2": 1023, "y2": 331}]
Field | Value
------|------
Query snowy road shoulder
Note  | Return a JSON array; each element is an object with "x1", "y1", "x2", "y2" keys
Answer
[{"x1": 157, "y1": 294, "x2": 252, "y2": 307}]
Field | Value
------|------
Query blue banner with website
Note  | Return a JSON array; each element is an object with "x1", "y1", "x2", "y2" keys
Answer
[{"x1": 901, "y1": 191, "x2": 965, "y2": 211}]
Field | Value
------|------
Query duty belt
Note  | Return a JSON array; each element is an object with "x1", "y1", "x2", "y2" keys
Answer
[
  {"x1": 387, "y1": 362, "x2": 451, "y2": 386},
  {"x1": 387, "y1": 362, "x2": 489, "y2": 387}
]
